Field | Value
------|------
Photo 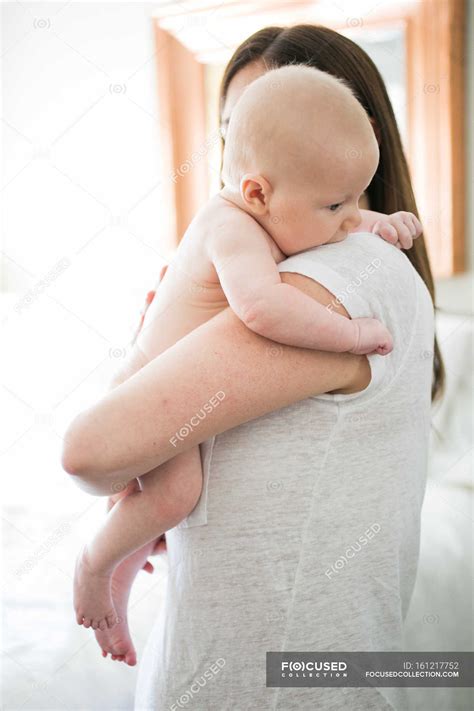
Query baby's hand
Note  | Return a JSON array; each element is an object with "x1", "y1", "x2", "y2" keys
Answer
[
  {"x1": 372, "y1": 211, "x2": 422, "y2": 250},
  {"x1": 350, "y1": 317, "x2": 393, "y2": 356}
]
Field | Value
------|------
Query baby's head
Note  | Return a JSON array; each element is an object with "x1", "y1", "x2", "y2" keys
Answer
[{"x1": 221, "y1": 64, "x2": 379, "y2": 254}]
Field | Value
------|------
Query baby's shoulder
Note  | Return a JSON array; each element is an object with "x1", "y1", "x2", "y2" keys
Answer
[
  {"x1": 186, "y1": 193, "x2": 250, "y2": 241},
  {"x1": 204, "y1": 192, "x2": 254, "y2": 224},
  {"x1": 182, "y1": 193, "x2": 283, "y2": 264},
  {"x1": 197, "y1": 194, "x2": 266, "y2": 244}
]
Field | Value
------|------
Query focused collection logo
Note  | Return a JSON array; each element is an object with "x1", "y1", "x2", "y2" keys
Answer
[{"x1": 281, "y1": 660, "x2": 348, "y2": 678}]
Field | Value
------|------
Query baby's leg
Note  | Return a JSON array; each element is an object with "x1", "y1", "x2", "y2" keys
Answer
[
  {"x1": 94, "y1": 537, "x2": 157, "y2": 666},
  {"x1": 93, "y1": 479, "x2": 152, "y2": 666},
  {"x1": 74, "y1": 446, "x2": 202, "y2": 630},
  {"x1": 76, "y1": 267, "x2": 218, "y2": 632}
]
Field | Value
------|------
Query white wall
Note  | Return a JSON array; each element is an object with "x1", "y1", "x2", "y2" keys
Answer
[
  {"x1": 1, "y1": 0, "x2": 169, "y2": 340},
  {"x1": 1, "y1": 5, "x2": 169, "y2": 709}
]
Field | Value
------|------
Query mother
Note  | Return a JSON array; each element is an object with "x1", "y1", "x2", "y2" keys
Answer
[{"x1": 63, "y1": 25, "x2": 443, "y2": 711}]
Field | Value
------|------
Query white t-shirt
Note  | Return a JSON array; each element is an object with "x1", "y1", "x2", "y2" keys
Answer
[{"x1": 134, "y1": 233, "x2": 435, "y2": 710}]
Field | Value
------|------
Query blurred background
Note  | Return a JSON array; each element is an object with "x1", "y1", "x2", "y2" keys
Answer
[{"x1": 1, "y1": 1, "x2": 472, "y2": 709}]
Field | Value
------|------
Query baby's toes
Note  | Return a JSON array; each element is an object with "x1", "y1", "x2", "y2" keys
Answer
[
  {"x1": 83, "y1": 617, "x2": 92, "y2": 629},
  {"x1": 98, "y1": 619, "x2": 108, "y2": 632},
  {"x1": 125, "y1": 650, "x2": 137, "y2": 666},
  {"x1": 106, "y1": 612, "x2": 117, "y2": 629}
]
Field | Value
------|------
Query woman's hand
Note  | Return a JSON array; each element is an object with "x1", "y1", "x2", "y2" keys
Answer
[
  {"x1": 142, "y1": 534, "x2": 167, "y2": 573},
  {"x1": 130, "y1": 263, "x2": 168, "y2": 345}
]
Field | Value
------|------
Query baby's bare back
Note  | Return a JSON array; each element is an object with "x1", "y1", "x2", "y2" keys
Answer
[{"x1": 136, "y1": 195, "x2": 270, "y2": 360}]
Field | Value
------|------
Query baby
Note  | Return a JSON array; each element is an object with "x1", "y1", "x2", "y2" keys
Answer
[{"x1": 73, "y1": 65, "x2": 422, "y2": 662}]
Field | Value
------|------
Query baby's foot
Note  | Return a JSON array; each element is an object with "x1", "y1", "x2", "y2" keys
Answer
[
  {"x1": 74, "y1": 545, "x2": 117, "y2": 631},
  {"x1": 95, "y1": 539, "x2": 157, "y2": 666},
  {"x1": 350, "y1": 317, "x2": 393, "y2": 356}
]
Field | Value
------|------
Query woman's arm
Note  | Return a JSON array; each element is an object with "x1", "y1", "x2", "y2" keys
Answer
[{"x1": 62, "y1": 273, "x2": 370, "y2": 496}]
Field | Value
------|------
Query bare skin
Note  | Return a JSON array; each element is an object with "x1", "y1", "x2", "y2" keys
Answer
[
  {"x1": 94, "y1": 538, "x2": 157, "y2": 665},
  {"x1": 94, "y1": 481, "x2": 156, "y2": 665},
  {"x1": 73, "y1": 546, "x2": 117, "y2": 630},
  {"x1": 80, "y1": 269, "x2": 170, "y2": 659},
  {"x1": 90, "y1": 273, "x2": 169, "y2": 657},
  {"x1": 82, "y1": 285, "x2": 169, "y2": 662},
  {"x1": 73, "y1": 447, "x2": 201, "y2": 630}
]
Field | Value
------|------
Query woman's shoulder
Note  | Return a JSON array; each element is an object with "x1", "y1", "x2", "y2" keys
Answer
[
  {"x1": 280, "y1": 230, "x2": 410, "y2": 268},
  {"x1": 279, "y1": 232, "x2": 432, "y2": 322},
  {"x1": 279, "y1": 233, "x2": 435, "y2": 403}
]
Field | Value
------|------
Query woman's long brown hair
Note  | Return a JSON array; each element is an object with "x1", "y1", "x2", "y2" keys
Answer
[{"x1": 218, "y1": 25, "x2": 444, "y2": 402}]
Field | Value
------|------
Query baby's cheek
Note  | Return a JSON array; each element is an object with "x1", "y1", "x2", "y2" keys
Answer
[
  {"x1": 281, "y1": 230, "x2": 310, "y2": 255},
  {"x1": 272, "y1": 202, "x2": 312, "y2": 251}
]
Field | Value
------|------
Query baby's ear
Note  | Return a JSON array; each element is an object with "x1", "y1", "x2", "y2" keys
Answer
[{"x1": 240, "y1": 174, "x2": 272, "y2": 215}]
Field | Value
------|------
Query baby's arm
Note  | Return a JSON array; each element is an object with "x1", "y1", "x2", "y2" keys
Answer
[
  {"x1": 209, "y1": 212, "x2": 391, "y2": 355},
  {"x1": 356, "y1": 209, "x2": 422, "y2": 249}
]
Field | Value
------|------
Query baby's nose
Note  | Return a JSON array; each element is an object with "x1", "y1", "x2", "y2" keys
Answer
[{"x1": 344, "y1": 209, "x2": 361, "y2": 231}]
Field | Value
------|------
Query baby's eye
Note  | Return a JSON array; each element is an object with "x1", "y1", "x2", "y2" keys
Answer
[{"x1": 327, "y1": 202, "x2": 343, "y2": 212}]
